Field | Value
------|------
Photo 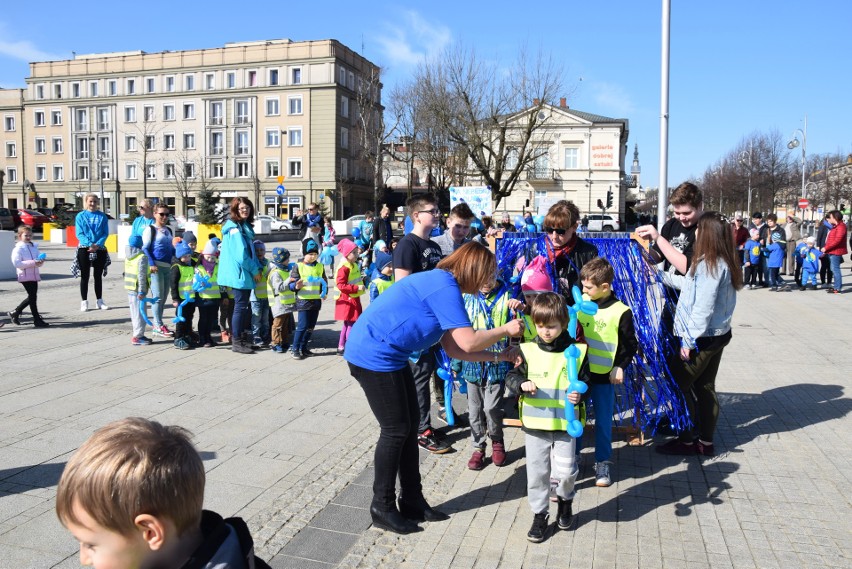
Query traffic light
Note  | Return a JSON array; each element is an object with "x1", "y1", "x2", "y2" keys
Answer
[
  {"x1": 606, "y1": 189, "x2": 613, "y2": 209},
  {"x1": 597, "y1": 198, "x2": 604, "y2": 210}
]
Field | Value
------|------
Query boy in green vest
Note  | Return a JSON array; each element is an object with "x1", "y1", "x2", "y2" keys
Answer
[
  {"x1": 369, "y1": 251, "x2": 394, "y2": 301},
  {"x1": 124, "y1": 234, "x2": 151, "y2": 346},
  {"x1": 267, "y1": 247, "x2": 296, "y2": 353},
  {"x1": 577, "y1": 257, "x2": 638, "y2": 488},
  {"x1": 169, "y1": 242, "x2": 196, "y2": 350},
  {"x1": 251, "y1": 240, "x2": 272, "y2": 348},
  {"x1": 505, "y1": 292, "x2": 591, "y2": 543},
  {"x1": 196, "y1": 238, "x2": 222, "y2": 348}
]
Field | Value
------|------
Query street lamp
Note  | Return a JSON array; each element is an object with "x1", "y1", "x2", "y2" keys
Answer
[
  {"x1": 712, "y1": 166, "x2": 723, "y2": 214},
  {"x1": 787, "y1": 115, "x2": 807, "y2": 199},
  {"x1": 738, "y1": 142, "x2": 753, "y2": 216},
  {"x1": 279, "y1": 130, "x2": 287, "y2": 217},
  {"x1": 96, "y1": 152, "x2": 105, "y2": 210}
]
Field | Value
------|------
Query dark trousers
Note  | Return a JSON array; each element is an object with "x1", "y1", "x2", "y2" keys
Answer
[
  {"x1": 292, "y1": 308, "x2": 319, "y2": 352},
  {"x1": 174, "y1": 302, "x2": 196, "y2": 339},
  {"x1": 348, "y1": 362, "x2": 423, "y2": 511},
  {"x1": 410, "y1": 347, "x2": 438, "y2": 433},
  {"x1": 819, "y1": 256, "x2": 833, "y2": 285},
  {"x1": 744, "y1": 265, "x2": 758, "y2": 287},
  {"x1": 230, "y1": 288, "x2": 252, "y2": 340},
  {"x1": 14, "y1": 281, "x2": 41, "y2": 321},
  {"x1": 755, "y1": 255, "x2": 766, "y2": 285},
  {"x1": 77, "y1": 248, "x2": 107, "y2": 300},
  {"x1": 197, "y1": 298, "x2": 220, "y2": 344}
]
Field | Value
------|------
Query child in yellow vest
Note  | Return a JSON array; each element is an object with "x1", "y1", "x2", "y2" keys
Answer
[
  {"x1": 577, "y1": 258, "x2": 638, "y2": 488},
  {"x1": 289, "y1": 238, "x2": 327, "y2": 359},
  {"x1": 267, "y1": 247, "x2": 296, "y2": 353},
  {"x1": 169, "y1": 241, "x2": 196, "y2": 350},
  {"x1": 250, "y1": 240, "x2": 272, "y2": 348},
  {"x1": 369, "y1": 251, "x2": 395, "y2": 301},
  {"x1": 505, "y1": 292, "x2": 591, "y2": 543},
  {"x1": 196, "y1": 239, "x2": 222, "y2": 347},
  {"x1": 124, "y1": 235, "x2": 151, "y2": 346},
  {"x1": 335, "y1": 239, "x2": 366, "y2": 356}
]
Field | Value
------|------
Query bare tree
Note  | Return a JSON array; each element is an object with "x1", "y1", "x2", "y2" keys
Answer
[
  {"x1": 122, "y1": 108, "x2": 166, "y2": 198},
  {"x1": 353, "y1": 66, "x2": 399, "y2": 211},
  {"x1": 168, "y1": 151, "x2": 201, "y2": 217}
]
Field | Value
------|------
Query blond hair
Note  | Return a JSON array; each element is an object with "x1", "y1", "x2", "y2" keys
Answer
[
  {"x1": 436, "y1": 241, "x2": 496, "y2": 294},
  {"x1": 56, "y1": 417, "x2": 205, "y2": 536}
]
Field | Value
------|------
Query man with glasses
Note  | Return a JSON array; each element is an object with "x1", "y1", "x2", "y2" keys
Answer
[
  {"x1": 130, "y1": 198, "x2": 155, "y2": 238},
  {"x1": 732, "y1": 216, "x2": 748, "y2": 266}
]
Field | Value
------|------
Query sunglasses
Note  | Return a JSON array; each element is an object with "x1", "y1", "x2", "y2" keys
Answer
[
  {"x1": 543, "y1": 226, "x2": 567, "y2": 235},
  {"x1": 155, "y1": 212, "x2": 169, "y2": 216}
]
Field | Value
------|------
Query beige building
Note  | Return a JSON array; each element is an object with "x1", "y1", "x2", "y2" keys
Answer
[{"x1": 0, "y1": 38, "x2": 379, "y2": 220}]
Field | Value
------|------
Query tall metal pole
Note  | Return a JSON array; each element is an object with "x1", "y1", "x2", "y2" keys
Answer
[
  {"x1": 657, "y1": 0, "x2": 671, "y2": 228},
  {"x1": 800, "y1": 115, "x2": 807, "y2": 199}
]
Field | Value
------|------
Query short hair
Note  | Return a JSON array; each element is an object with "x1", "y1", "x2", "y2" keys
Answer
[
  {"x1": 140, "y1": 198, "x2": 154, "y2": 210},
  {"x1": 530, "y1": 292, "x2": 569, "y2": 328},
  {"x1": 449, "y1": 202, "x2": 475, "y2": 221},
  {"x1": 364, "y1": 210, "x2": 374, "y2": 219},
  {"x1": 544, "y1": 200, "x2": 581, "y2": 230},
  {"x1": 229, "y1": 197, "x2": 255, "y2": 224},
  {"x1": 436, "y1": 241, "x2": 496, "y2": 294},
  {"x1": 669, "y1": 182, "x2": 703, "y2": 208},
  {"x1": 766, "y1": 213, "x2": 777, "y2": 222},
  {"x1": 579, "y1": 257, "x2": 614, "y2": 287},
  {"x1": 406, "y1": 193, "x2": 438, "y2": 218},
  {"x1": 56, "y1": 417, "x2": 205, "y2": 537}
]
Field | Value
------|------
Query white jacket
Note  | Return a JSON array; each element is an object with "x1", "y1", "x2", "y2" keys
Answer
[{"x1": 12, "y1": 241, "x2": 41, "y2": 282}]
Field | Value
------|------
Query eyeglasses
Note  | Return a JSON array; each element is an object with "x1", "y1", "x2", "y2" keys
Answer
[
  {"x1": 543, "y1": 226, "x2": 567, "y2": 235},
  {"x1": 155, "y1": 212, "x2": 168, "y2": 217},
  {"x1": 418, "y1": 209, "x2": 440, "y2": 216}
]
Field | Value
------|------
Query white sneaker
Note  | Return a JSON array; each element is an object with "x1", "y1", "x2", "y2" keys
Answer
[
  {"x1": 80, "y1": 300, "x2": 89, "y2": 312},
  {"x1": 595, "y1": 461, "x2": 612, "y2": 487},
  {"x1": 97, "y1": 299, "x2": 109, "y2": 310}
]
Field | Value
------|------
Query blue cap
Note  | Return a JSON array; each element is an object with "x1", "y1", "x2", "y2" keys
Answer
[
  {"x1": 304, "y1": 239, "x2": 319, "y2": 254},
  {"x1": 272, "y1": 247, "x2": 290, "y2": 264},
  {"x1": 375, "y1": 251, "x2": 393, "y2": 271},
  {"x1": 175, "y1": 242, "x2": 192, "y2": 259},
  {"x1": 128, "y1": 235, "x2": 143, "y2": 249}
]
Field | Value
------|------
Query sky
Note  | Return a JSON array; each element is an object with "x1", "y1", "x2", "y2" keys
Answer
[{"x1": 1, "y1": 1, "x2": 849, "y2": 190}]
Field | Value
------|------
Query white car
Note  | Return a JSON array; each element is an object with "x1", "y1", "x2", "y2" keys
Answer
[
  {"x1": 255, "y1": 215, "x2": 291, "y2": 231},
  {"x1": 586, "y1": 214, "x2": 620, "y2": 232}
]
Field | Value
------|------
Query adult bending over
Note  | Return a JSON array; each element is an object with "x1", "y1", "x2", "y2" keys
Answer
[
  {"x1": 653, "y1": 212, "x2": 742, "y2": 456},
  {"x1": 74, "y1": 193, "x2": 110, "y2": 311},
  {"x1": 218, "y1": 197, "x2": 261, "y2": 353},
  {"x1": 344, "y1": 242, "x2": 524, "y2": 534}
]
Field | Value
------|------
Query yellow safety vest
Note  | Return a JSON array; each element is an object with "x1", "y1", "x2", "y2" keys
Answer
[
  {"x1": 254, "y1": 262, "x2": 270, "y2": 299},
  {"x1": 297, "y1": 262, "x2": 325, "y2": 300},
  {"x1": 522, "y1": 313, "x2": 538, "y2": 342},
  {"x1": 518, "y1": 342, "x2": 588, "y2": 432},
  {"x1": 123, "y1": 253, "x2": 148, "y2": 293},
  {"x1": 335, "y1": 260, "x2": 365, "y2": 299},
  {"x1": 196, "y1": 264, "x2": 221, "y2": 299},
  {"x1": 577, "y1": 300, "x2": 629, "y2": 374},
  {"x1": 173, "y1": 263, "x2": 194, "y2": 298},
  {"x1": 468, "y1": 290, "x2": 509, "y2": 330},
  {"x1": 267, "y1": 268, "x2": 296, "y2": 306},
  {"x1": 370, "y1": 276, "x2": 394, "y2": 296}
]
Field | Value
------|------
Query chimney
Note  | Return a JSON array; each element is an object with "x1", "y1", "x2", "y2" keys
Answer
[
  {"x1": 560, "y1": 97, "x2": 567, "y2": 108},
  {"x1": 533, "y1": 98, "x2": 540, "y2": 106}
]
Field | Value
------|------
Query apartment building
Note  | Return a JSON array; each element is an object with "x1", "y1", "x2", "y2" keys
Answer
[{"x1": 1, "y1": 38, "x2": 378, "y2": 219}]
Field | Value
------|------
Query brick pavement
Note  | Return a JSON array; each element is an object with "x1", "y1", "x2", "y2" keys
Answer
[{"x1": 0, "y1": 239, "x2": 849, "y2": 568}]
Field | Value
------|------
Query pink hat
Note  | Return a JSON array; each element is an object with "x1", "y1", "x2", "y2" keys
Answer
[
  {"x1": 337, "y1": 238, "x2": 358, "y2": 258},
  {"x1": 520, "y1": 256, "x2": 553, "y2": 293}
]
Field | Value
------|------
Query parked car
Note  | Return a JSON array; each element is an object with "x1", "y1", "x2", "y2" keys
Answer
[
  {"x1": 14, "y1": 209, "x2": 49, "y2": 230},
  {"x1": 0, "y1": 207, "x2": 14, "y2": 230},
  {"x1": 255, "y1": 214, "x2": 292, "y2": 231},
  {"x1": 586, "y1": 214, "x2": 620, "y2": 232},
  {"x1": 35, "y1": 207, "x2": 59, "y2": 221}
]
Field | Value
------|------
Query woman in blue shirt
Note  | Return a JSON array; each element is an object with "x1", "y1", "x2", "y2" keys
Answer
[
  {"x1": 74, "y1": 193, "x2": 110, "y2": 311},
  {"x1": 345, "y1": 242, "x2": 523, "y2": 534},
  {"x1": 141, "y1": 203, "x2": 176, "y2": 337},
  {"x1": 218, "y1": 197, "x2": 261, "y2": 354}
]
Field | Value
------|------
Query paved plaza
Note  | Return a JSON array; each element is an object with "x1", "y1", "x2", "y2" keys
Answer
[{"x1": 0, "y1": 239, "x2": 849, "y2": 569}]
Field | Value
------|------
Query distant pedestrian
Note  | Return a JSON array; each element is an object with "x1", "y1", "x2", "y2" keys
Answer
[
  {"x1": 334, "y1": 239, "x2": 366, "y2": 356},
  {"x1": 8, "y1": 225, "x2": 49, "y2": 328},
  {"x1": 141, "y1": 203, "x2": 176, "y2": 336},
  {"x1": 821, "y1": 209, "x2": 847, "y2": 294},
  {"x1": 75, "y1": 193, "x2": 111, "y2": 311},
  {"x1": 124, "y1": 234, "x2": 151, "y2": 345}
]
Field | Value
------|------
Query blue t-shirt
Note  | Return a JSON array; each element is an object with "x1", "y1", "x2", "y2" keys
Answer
[
  {"x1": 766, "y1": 243, "x2": 784, "y2": 268},
  {"x1": 744, "y1": 239, "x2": 761, "y2": 264},
  {"x1": 344, "y1": 270, "x2": 472, "y2": 372}
]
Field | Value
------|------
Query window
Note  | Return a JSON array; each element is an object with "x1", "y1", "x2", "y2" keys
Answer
[
  {"x1": 236, "y1": 161, "x2": 250, "y2": 177},
  {"x1": 235, "y1": 100, "x2": 249, "y2": 124},
  {"x1": 145, "y1": 77, "x2": 155, "y2": 93},
  {"x1": 563, "y1": 147, "x2": 579, "y2": 169},
  {"x1": 288, "y1": 158, "x2": 302, "y2": 177},
  {"x1": 6, "y1": 167, "x2": 17, "y2": 183},
  {"x1": 289, "y1": 128, "x2": 303, "y2": 147},
  {"x1": 145, "y1": 135, "x2": 155, "y2": 151},
  {"x1": 50, "y1": 109, "x2": 61, "y2": 126},
  {"x1": 211, "y1": 162, "x2": 224, "y2": 178},
  {"x1": 126, "y1": 79, "x2": 135, "y2": 95},
  {"x1": 210, "y1": 131, "x2": 224, "y2": 155},
  {"x1": 54, "y1": 84, "x2": 62, "y2": 99},
  {"x1": 71, "y1": 82, "x2": 80, "y2": 98},
  {"x1": 75, "y1": 109, "x2": 88, "y2": 130},
  {"x1": 125, "y1": 135, "x2": 137, "y2": 152},
  {"x1": 5, "y1": 142, "x2": 15, "y2": 158},
  {"x1": 124, "y1": 106, "x2": 136, "y2": 122},
  {"x1": 35, "y1": 165, "x2": 47, "y2": 181},
  {"x1": 339, "y1": 127, "x2": 348, "y2": 149},
  {"x1": 100, "y1": 164, "x2": 111, "y2": 180},
  {"x1": 77, "y1": 164, "x2": 89, "y2": 180},
  {"x1": 163, "y1": 133, "x2": 175, "y2": 150},
  {"x1": 205, "y1": 73, "x2": 215, "y2": 90},
  {"x1": 247, "y1": 70, "x2": 257, "y2": 87},
  {"x1": 348, "y1": 71, "x2": 355, "y2": 90},
  {"x1": 288, "y1": 96, "x2": 302, "y2": 115},
  {"x1": 36, "y1": 84, "x2": 45, "y2": 99},
  {"x1": 265, "y1": 97, "x2": 279, "y2": 116},
  {"x1": 98, "y1": 137, "x2": 109, "y2": 158},
  {"x1": 291, "y1": 67, "x2": 302, "y2": 85},
  {"x1": 183, "y1": 132, "x2": 195, "y2": 150},
  {"x1": 534, "y1": 190, "x2": 547, "y2": 210},
  {"x1": 164, "y1": 162, "x2": 175, "y2": 179},
  {"x1": 35, "y1": 138, "x2": 46, "y2": 154},
  {"x1": 165, "y1": 76, "x2": 175, "y2": 92},
  {"x1": 34, "y1": 111, "x2": 45, "y2": 127},
  {"x1": 97, "y1": 108, "x2": 110, "y2": 130},
  {"x1": 146, "y1": 164, "x2": 157, "y2": 179},
  {"x1": 268, "y1": 69, "x2": 279, "y2": 86},
  {"x1": 341, "y1": 96, "x2": 349, "y2": 118},
  {"x1": 108, "y1": 80, "x2": 117, "y2": 96},
  {"x1": 340, "y1": 157, "x2": 348, "y2": 179},
  {"x1": 126, "y1": 163, "x2": 137, "y2": 179},
  {"x1": 143, "y1": 105, "x2": 155, "y2": 122},
  {"x1": 184, "y1": 162, "x2": 196, "y2": 178},
  {"x1": 53, "y1": 165, "x2": 64, "y2": 181},
  {"x1": 210, "y1": 101, "x2": 223, "y2": 125},
  {"x1": 266, "y1": 160, "x2": 279, "y2": 177},
  {"x1": 52, "y1": 137, "x2": 63, "y2": 153},
  {"x1": 185, "y1": 74, "x2": 195, "y2": 91},
  {"x1": 77, "y1": 137, "x2": 90, "y2": 159},
  {"x1": 506, "y1": 147, "x2": 519, "y2": 169},
  {"x1": 4, "y1": 115, "x2": 15, "y2": 131},
  {"x1": 163, "y1": 104, "x2": 175, "y2": 121},
  {"x1": 235, "y1": 131, "x2": 249, "y2": 155},
  {"x1": 89, "y1": 81, "x2": 98, "y2": 97},
  {"x1": 226, "y1": 71, "x2": 236, "y2": 89},
  {"x1": 533, "y1": 151, "x2": 549, "y2": 178},
  {"x1": 266, "y1": 129, "x2": 280, "y2": 147},
  {"x1": 339, "y1": 67, "x2": 346, "y2": 85},
  {"x1": 183, "y1": 103, "x2": 195, "y2": 120}
]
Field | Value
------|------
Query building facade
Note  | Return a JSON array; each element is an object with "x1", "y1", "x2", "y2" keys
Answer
[{"x1": 0, "y1": 38, "x2": 379, "y2": 220}]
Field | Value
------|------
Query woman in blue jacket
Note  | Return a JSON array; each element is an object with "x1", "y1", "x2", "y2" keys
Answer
[
  {"x1": 74, "y1": 193, "x2": 110, "y2": 311},
  {"x1": 218, "y1": 197, "x2": 261, "y2": 353}
]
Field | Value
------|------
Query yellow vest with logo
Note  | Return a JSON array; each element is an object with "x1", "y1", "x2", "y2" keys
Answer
[
  {"x1": 370, "y1": 276, "x2": 394, "y2": 296},
  {"x1": 297, "y1": 263, "x2": 325, "y2": 300},
  {"x1": 577, "y1": 300, "x2": 629, "y2": 374},
  {"x1": 518, "y1": 342, "x2": 588, "y2": 432},
  {"x1": 335, "y1": 260, "x2": 365, "y2": 299},
  {"x1": 254, "y1": 261, "x2": 271, "y2": 299},
  {"x1": 267, "y1": 268, "x2": 296, "y2": 306},
  {"x1": 173, "y1": 263, "x2": 195, "y2": 299},
  {"x1": 196, "y1": 264, "x2": 221, "y2": 299},
  {"x1": 123, "y1": 253, "x2": 148, "y2": 293}
]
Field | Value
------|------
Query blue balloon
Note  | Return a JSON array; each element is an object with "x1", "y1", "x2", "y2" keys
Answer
[
  {"x1": 564, "y1": 344, "x2": 589, "y2": 438},
  {"x1": 533, "y1": 215, "x2": 545, "y2": 226},
  {"x1": 514, "y1": 215, "x2": 524, "y2": 229},
  {"x1": 526, "y1": 224, "x2": 537, "y2": 233},
  {"x1": 351, "y1": 227, "x2": 361, "y2": 239},
  {"x1": 37, "y1": 253, "x2": 47, "y2": 261}
]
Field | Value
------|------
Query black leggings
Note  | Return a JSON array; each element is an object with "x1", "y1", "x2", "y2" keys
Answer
[
  {"x1": 77, "y1": 248, "x2": 107, "y2": 301},
  {"x1": 14, "y1": 281, "x2": 40, "y2": 320}
]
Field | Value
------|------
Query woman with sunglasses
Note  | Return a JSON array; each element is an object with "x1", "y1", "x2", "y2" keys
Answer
[
  {"x1": 141, "y1": 204, "x2": 176, "y2": 336},
  {"x1": 130, "y1": 198, "x2": 155, "y2": 238},
  {"x1": 542, "y1": 200, "x2": 598, "y2": 306}
]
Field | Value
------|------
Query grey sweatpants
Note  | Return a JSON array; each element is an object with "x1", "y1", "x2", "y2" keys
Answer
[
  {"x1": 128, "y1": 292, "x2": 146, "y2": 339},
  {"x1": 466, "y1": 381, "x2": 504, "y2": 448},
  {"x1": 524, "y1": 428, "x2": 578, "y2": 514}
]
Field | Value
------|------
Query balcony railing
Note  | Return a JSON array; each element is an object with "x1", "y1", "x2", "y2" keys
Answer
[{"x1": 526, "y1": 167, "x2": 556, "y2": 181}]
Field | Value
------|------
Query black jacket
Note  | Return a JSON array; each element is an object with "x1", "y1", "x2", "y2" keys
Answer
[
  {"x1": 550, "y1": 237, "x2": 599, "y2": 305},
  {"x1": 180, "y1": 510, "x2": 271, "y2": 569},
  {"x1": 505, "y1": 331, "x2": 591, "y2": 400}
]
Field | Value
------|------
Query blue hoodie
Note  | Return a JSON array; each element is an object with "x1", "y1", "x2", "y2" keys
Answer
[
  {"x1": 765, "y1": 242, "x2": 784, "y2": 268},
  {"x1": 74, "y1": 210, "x2": 109, "y2": 247},
  {"x1": 217, "y1": 219, "x2": 259, "y2": 289},
  {"x1": 801, "y1": 245, "x2": 822, "y2": 273}
]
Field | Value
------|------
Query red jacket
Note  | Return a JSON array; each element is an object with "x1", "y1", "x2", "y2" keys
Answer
[{"x1": 824, "y1": 222, "x2": 848, "y2": 255}]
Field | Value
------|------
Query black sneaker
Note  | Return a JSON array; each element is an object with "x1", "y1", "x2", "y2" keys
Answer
[
  {"x1": 417, "y1": 429, "x2": 452, "y2": 454},
  {"x1": 302, "y1": 348, "x2": 315, "y2": 356},
  {"x1": 557, "y1": 498, "x2": 574, "y2": 530},
  {"x1": 292, "y1": 351, "x2": 306, "y2": 360},
  {"x1": 435, "y1": 408, "x2": 448, "y2": 426},
  {"x1": 527, "y1": 512, "x2": 549, "y2": 543},
  {"x1": 8, "y1": 311, "x2": 20, "y2": 325}
]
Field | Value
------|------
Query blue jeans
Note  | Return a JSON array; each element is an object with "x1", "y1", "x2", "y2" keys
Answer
[
  {"x1": 585, "y1": 383, "x2": 615, "y2": 463},
  {"x1": 231, "y1": 288, "x2": 252, "y2": 340},
  {"x1": 251, "y1": 299, "x2": 271, "y2": 343},
  {"x1": 829, "y1": 254, "x2": 843, "y2": 290},
  {"x1": 149, "y1": 266, "x2": 170, "y2": 326}
]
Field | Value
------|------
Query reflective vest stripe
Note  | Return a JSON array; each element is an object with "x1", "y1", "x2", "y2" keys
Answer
[
  {"x1": 197, "y1": 265, "x2": 221, "y2": 299},
  {"x1": 175, "y1": 264, "x2": 194, "y2": 297},
  {"x1": 297, "y1": 263, "x2": 324, "y2": 300},
  {"x1": 577, "y1": 300, "x2": 628, "y2": 374},
  {"x1": 334, "y1": 261, "x2": 365, "y2": 299},
  {"x1": 518, "y1": 342, "x2": 587, "y2": 431},
  {"x1": 267, "y1": 268, "x2": 296, "y2": 306}
]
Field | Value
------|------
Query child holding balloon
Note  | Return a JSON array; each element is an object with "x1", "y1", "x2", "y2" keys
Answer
[
  {"x1": 124, "y1": 234, "x2": 151, "y2": 345},
  {"x1": 169, "y1": 241, "x2": 196, "y2": 350},
  {"x1": 504, "y1": 292, "x2": 590, "y2": 543},
  {"x1": 8, "y1": 225, "x2": 50, "y2": 328},
  {"x1": 289, "y1": 239, "x2": 327, "y2": 359}
]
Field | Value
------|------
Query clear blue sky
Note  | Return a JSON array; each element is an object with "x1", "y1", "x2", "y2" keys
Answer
[{"x1": 1, "y1": 1, "x2": 848, "y2": 189}]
